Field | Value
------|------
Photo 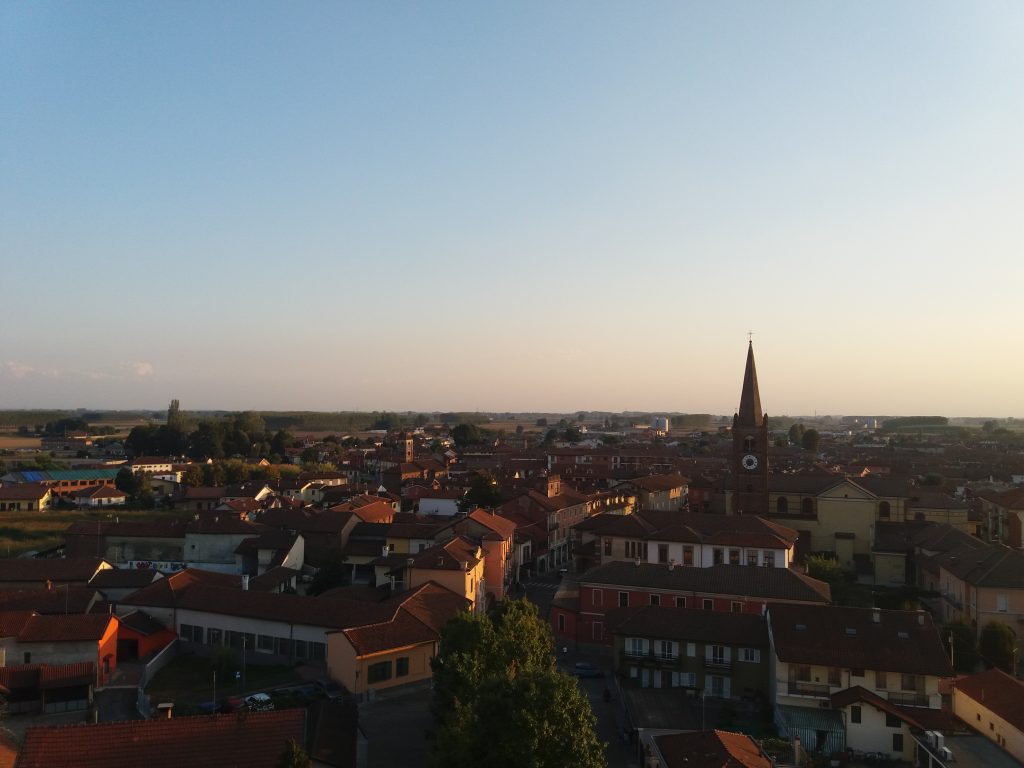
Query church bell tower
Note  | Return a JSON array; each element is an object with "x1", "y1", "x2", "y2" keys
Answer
[{"x1": 731, "y1": 341, "x2": 769, "y2": 515}]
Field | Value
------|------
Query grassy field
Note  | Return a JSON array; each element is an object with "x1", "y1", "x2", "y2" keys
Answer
[
  {"x1": 0, "y1": 508, "x2": 192, "y2": 558},
  {"x1": 0, "y1": 435, "x2": 42, "y2": 451}
]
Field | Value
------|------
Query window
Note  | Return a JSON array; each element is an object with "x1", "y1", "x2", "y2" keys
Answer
[
  {"x1": 257, "y1": 634, "x2": 275, "y2": 652},
  {"x1": 627, "y1": 637, "x2": 647, "y2": 657},
  {"x1": 649, "y1": 594, "x2": 660, "y2": 606},
  {"x1": 713, "y1": 548, "x2": 724, "y2": 565},
  {"x1": 729, "y1": 549, "x2": 740, "y2": 565},
  {"x1": 208, "y1": 628, "x2": 222, "y2": 646},
  {"x1": 850, "y1": 705, "x2": 861, "y2": 724},
  {"x1": 876, "y1": 671, "x2": 888, "y2": 690},
  {"x1": 703, "y1": 599, "x2": 713, "y2": 611},
  {"x1": 746, "y1": 551, "x2": 758, "y2": 566},
  {"x1": 659, "y1": 640, "x2": 677, "y2": 660},
  {"x1": 294, "y1": 639, "x2": 308, "y2": 659},
  {"x1": 708, "y1": 645, "x2": 727, "y2": 665},
  {"x1": 762, "y1": 551, "x2": 775, "y2": 568},
  {"x1": 886, "y1": 713, "x2": 901, "y2": 728},
  {"x1": 730, "y1": 601, "x2": 742, "y2": 613},
  {"x1": 368, "y1": 661, "x2": 392, "y2": 683},
  {"x1": 997, "y1": 594, "x2": 1008, "y2": 612},
  {"x1": 658, "y1": 544, "x2": 669, "y2": 564},
  {"x1": 794, "y1": 665, "x2": 811, "y2": 682},
  {"x1": 686, "y1": 642, "x2": 695, "y2": 657},
  {"x1": 683, "y1": 546, "x2": 694, "y2": 566},
  {"x1": 675, "y1": 596, "x2": 686, "y2": 608},
  {"x1": 557, "y1": 614, "x2": 565, "y2": 632},
  {"x1": 592, "y1": 622, "x2": 603, "y2": 641},
  {"x1": 802, "y1": 498, "x2": 814, "y2": 515},
  {"x1": 851, "y1": 668, "x2": 864, "y2": 678},
  {"x1": 900, "y1": 674, "x2": 920, "y2": 691},
  {"x1": 23, "y1": 652, "x2": 31, "y2": 664},
  {"x1": 396, "y1": 657, "x2": 409, "y2": 677},
  {"x1": 828, "y1": 667, "x2": 841, "y2": 686},
  {"x1": 309, "y1": 642, "x2": 326, "y2": 661},
  {"x1": 879, "y1": 501, "x2": 891, "y2": 519},
  {"x1": 892, "y1": 734, "x2": 904, "y2": 752},
  {"x1": 592, "y1": 589, "x2": 603, "y2": 607},
  {"x1": 739, "y1": 648, "x2": 760, "y2": 663},
  {"x1": 777, "y1": 497, "x2": 789, "y2": 514},
  {"x1": 619, "y1": 591, "x2": 629, "y2": 608}
]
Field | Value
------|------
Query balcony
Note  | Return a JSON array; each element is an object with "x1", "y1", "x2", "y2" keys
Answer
[
  {"x1": 786, "y1": 681, "x2": 831, "y2": 699},
  {"x1": 703, "y1": 658, "x2": 733, "y2": 673},
  {"x1": 619, "y1": 650, "x2": 681, "y2": 669},
  {"x1": 886, "y1": 691, "x2": 930, "y2": 708}
]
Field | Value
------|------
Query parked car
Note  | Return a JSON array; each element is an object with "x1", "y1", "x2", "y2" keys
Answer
[
  {"x1": 573, "y1": 662, "x2": 602, "y2": 678},
  {"x1": 315, "y1": 679, "x2": 345, "y2": 701},
  {"x1": 244, "y1": 693, "x2": 274, "y2": 711}
]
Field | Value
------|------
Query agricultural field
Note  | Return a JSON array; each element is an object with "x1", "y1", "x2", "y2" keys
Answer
[{"x1": 0, "y1": 434, "x2": 42, "y2": 451}]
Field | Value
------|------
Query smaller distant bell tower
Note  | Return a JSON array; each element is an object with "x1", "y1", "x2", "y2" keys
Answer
[{"x1": 731, "y1": 341, "x2": 769, "y2": 515}]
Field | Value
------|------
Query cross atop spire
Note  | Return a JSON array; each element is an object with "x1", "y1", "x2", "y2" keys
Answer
[{"x1": 737, "y1": 341, "x2": 764, "y2": 427}]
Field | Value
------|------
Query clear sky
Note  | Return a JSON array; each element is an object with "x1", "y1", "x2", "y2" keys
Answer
[{"x1": 2, "y1": 2, "x2": 1021, "y2": 416}]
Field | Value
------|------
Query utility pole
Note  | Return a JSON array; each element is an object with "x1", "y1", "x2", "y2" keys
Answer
[
  {"x1": 949, "y1": 631, "x2": 955, "y2": 668},
  {"x1": 213, "y1": 670, "x2": 217, "y2": 711}
]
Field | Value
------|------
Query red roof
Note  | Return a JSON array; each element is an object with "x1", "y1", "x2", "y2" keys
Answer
[
  {"x1": 0, "y1": 484, "x2": 51, "y2": 501},
  {"x1": 16, "y1": 709, "x2": 307, "y2": 768},
  {"x1": 955, "y1": 667, "x2": 1024, "y2": 732}
]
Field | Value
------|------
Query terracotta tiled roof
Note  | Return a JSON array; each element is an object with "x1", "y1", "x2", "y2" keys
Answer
[
  {"x1": 0, "y1": 484, "x2": 51, "y2": 501},
  {"x1": 66, "y1": 519, "x2": 187, "y2": 538},
  {"x1": 466, "y1": 508, "x2": 517, "y2": 539},
  {"x1": 181, "y1": 486, "x2": 227, "y2": 501},
  {"x1": 621, "y1": 473, "x2": 689, "y2": 493},
  {"x1": 261, "y1": 507, "x2": 355, "y2": 534},
  {"x1": 411, "y1": 537, "x2": 481, "y2": 572},
  {"x1": 0, "y1": 662, "x2": 94, "y2": 692},
  {"x1": 16, "y1": 709, "x2": 307, "y2": 768},
  {"x1": 14, "y1": 612, "x2": 116, "y2": 643},
  {"x1": 579, "y1": 562, "x2": 831, "y2": 604},
  {"x1": 0, "y1": 587, "x2": 97, "y2": 615},
  {"x1": 575, "y1": 510, "x2": 797, "y2": 549},
  {"x1": 120, "y1": 568, "x2": 242, "y2": 609},
  {"x1": 88, "y1": 568, "x2": 163, "y2": 590},
  {"x1": 118, "y1": 610, "x2": 168, "y2": 636},
  {"x1": 337, "y1": 582, "x2": 470, "y2": 656},
  {"x1": 954, "y1": 668, "x2": 1024, "y2": 732},
  {"x1": 605, "y1": 606, "x2": 768, "y2": 647},
  {"x1": 767, "y1": 604, "x2": 953, "y2": 678},
  {"x1": 654, "y1": 729, "x2": 772, "y2": 768},
  {"x1": 830, "y1": 686, "x2": 956, "y2": 731},
  {"x1": 247, "y1": 566, "x2": 301, "y2": 592},
  {"x1": 0, "y1": 558, "x2": 109, "y2": 585}
]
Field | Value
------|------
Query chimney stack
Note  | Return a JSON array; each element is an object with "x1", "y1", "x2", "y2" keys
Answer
[{"x1": 241, "y1": 574, "x2": 249, "y2": 591}]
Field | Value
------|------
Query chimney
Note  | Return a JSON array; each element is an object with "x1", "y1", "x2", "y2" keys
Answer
[
  {"x1": 46, "y1": 580, "x2": 53, "y2": 592},
  {"x1": 157, "y1": 702, "x2": 173, "y2": 719},
  {"x1": 872, "y1": 610, "x2": 880, "y2": 623},
  {"x1": 241, "y1": 575, "x2": 249, "y2": 591},
  {"x1": 917, "y1": 611, "x2": 925, "y2": 626},
  {"x1": 382, "y1": 545, "x2": 390, "y2": 558},
  {"x1": 634, "y1": 558, "x2": 641, "y2": 567}
]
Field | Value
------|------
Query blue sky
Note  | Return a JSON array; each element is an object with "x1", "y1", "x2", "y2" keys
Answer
[{"x1": 2, "y1": 2, "x2": 1022, "y2": 415}]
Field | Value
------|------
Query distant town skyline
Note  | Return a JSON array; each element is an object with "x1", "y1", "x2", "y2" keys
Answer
[{"x1": 3, "y1": 3, "x2": 1021, "y2": 416}]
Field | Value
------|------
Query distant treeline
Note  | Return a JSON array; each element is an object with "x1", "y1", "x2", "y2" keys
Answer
[
  {"x1": 881, "y1": 417, "x2": 949, "y2": 431},
  {"x1": 260, "y1": 411, "x2": 488, "y2": 431}
]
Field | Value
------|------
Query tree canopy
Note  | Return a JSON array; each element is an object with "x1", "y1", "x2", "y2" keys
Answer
[
  {"x1": 979, "y1": 621, "x2": 1017, "y2": 673},
  {"x1": 429, "y1": 600, "x2": 605, "y2": 768}
]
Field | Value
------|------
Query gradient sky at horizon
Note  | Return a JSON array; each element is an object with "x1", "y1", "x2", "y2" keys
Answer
[{"x1": 2, "y1": 2, "x2": 1022, "y2": 416}]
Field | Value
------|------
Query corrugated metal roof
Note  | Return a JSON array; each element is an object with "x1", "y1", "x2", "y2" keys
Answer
[{"x1": 775, "y1": 705, "x2": 845, "y2": 755}]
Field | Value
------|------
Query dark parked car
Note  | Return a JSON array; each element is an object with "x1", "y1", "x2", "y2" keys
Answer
[{"x1": 573, "y1": 662, "x2": 602, "y2": 678}]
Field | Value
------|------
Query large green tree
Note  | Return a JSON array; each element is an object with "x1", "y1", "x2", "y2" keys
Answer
[
  {"x1": 429, "y1": 600, "x2": 605, "y2": 768},
  {"x1": 978, "y1": 621, "x2": 1017, "y2": 673}
]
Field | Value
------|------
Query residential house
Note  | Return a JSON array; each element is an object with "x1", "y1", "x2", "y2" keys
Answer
[
  {"x1": 0, "y1": 484, "x2": 53, "y2": 512},
  {"x1": 498, "y1": 474, "x2": 591, "y2": 572},
  {"x1": 767, "y1": 603, "x2": 954, "y2": 762},
  {"x1": 396, "y1": 537, "x2": 487, "y2": 611},
  {"x1": 326, "y1": 582, "x2": 470, "y2": 698},
  {"x1": 73, "y1": 485, "x2": 127, "y2": 508},
  {"x1": 911, "y1": 523, "x2": 1024, "y2": 637},
  {"x1": 556, "y1": 562, "x2": 830, "y2": 646},
  {"x1": 446, "y1": 508, "x2": 518, "y2": 602},
  {"x1": 606, "y1": 606, "x2": 769, "y2": 700},
  {"x1": 234, "y1": 530, "x2": 305, "y2": 576},
  {"x1": 415, "y1": 488, "x2": 464, "y2": 517},
  {"x1": 617, "y1": 474, "x2": 688, "y2": 512},
  {"x1": 87, "y1": 568, "x2": 164, "y2": 603},
  {"x1": 0, "y1": 469, "x2": 120, "y2": 500},
  {"x1": 952, "y1": 668, "x2": 1024, "y2": 763},
  {"x1": 0, "y1": 611, "x2": 119, "y2": 684},
  {"x1": 177, "y1": 486, "x2": 227, "y2": 512},
  {"x1": 978, "y1": 487, "x2": 1024, "y2": 549},
  {"x1": 116, "y1": 610, "x2": 177, "y2": 661},
  {"x1": 573, "y1": 510, "x2": 797, "y2": 572}
]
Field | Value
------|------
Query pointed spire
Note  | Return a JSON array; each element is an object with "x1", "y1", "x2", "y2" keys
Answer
[{"x1": 737, "y1": 341, "x2": 763, "y2": 426}]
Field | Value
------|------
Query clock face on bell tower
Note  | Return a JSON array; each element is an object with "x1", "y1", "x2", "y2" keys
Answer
[{"x1": 732, "y1": 341, "x2": 769, "y2": 515}]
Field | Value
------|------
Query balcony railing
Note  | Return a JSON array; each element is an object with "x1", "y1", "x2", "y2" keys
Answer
[
  {"x1": 787, "y1": 681, "x2": 831, "y2": 699},
  {"x1": 886, "y1": 691, "x2": 930, "y2": 708},
  {"x1": 619, "y1": 650, "x2": 681, "y2": 668},
  {"x1": 703, "y1": 658, "x2": 733, "y2": 673}
]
